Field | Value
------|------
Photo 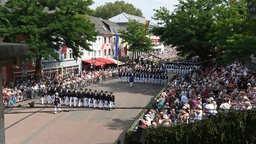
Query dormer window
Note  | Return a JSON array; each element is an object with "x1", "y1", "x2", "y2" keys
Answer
[{"x1": 102, "y1": 25, "x2": 107, "y2": 31}]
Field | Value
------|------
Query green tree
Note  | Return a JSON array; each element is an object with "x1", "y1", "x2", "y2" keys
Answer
[
  {"x1": 0, "y1": 5, "x2": 11, "y2": 39},
  {"x1": 119, "y1": 20, "x2": 154, "y2": 66},
  {"x1": 215, "y1": 0, "x2": 256, "y2": 62},
  {"x1": 152, "y1": 0, "x2": 254, "y2": 64},
  {"x1": 93, "y1": 0, "x2": 143, "y2": 19},
  {"x1": 0, "y1": 0, "x2": 97, "y2": 80}
]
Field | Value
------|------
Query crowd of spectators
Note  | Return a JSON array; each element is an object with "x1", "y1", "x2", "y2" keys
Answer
[
  {"x1": 2, "y1": 67, "x2": 119, "y2": 108},
  {"x1": 140, "y1": 46, "x2": 177, "y2": 62},
  {"x1": 138, "y1": 61, "x2": 256, "y2": 128}
]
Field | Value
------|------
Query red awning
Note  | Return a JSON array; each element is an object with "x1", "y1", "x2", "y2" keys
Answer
[
  {"x1": 82, "y1": 59, "x2": 105, "y2": 66},
  {"x1": 96, "y1": 58, "x2": 115, "y2": 64}
]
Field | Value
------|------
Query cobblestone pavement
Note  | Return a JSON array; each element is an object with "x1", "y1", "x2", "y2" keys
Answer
[{"x1": 4, "y1": 78, "x2": 165, "y2": 144}]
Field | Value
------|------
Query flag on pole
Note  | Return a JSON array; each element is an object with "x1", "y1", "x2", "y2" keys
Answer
[
  {"x1": 101, "y1": 44, "x2": 105, "y2": 50},
  {"x1": 144, "y1": 20, "x2": 150, "y2": 31},
  {"x1": 61, "y1": 44, "x2": 67, "y2": 54},
  {"x1": 115, "y1": 34, "x2": 119, "y2": 57},
  {"x1": 124, "y1": 44, "x2": 128, "y2": 55},
  {"x1": 144, "y1": 20, "x2": 150, "y2": 25}
]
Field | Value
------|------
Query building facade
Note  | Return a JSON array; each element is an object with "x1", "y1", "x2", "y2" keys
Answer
[
  {"x1": 41, "y1": 16, "x2": 123, "y2": 74},
  {"x1": 109, "y1": 12, "x2": 165, "y2": 58}
]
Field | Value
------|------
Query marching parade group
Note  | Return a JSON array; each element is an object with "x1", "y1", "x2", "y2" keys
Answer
[
  {"x1": 118, "y1": 66, "x2": 169, "y2": 85},
  {"x1": 39, "y1": 59, "x2": 200, "y2": 113},
  {"x1": 41, "y1": 88, "x2": 115, "y2": 114},
  {"x1": 165, "y1": 63, "x2": 200, "y2": 74}
]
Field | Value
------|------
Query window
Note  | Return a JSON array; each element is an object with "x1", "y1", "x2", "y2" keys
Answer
[
  {"x1": 104, "y1": 49, "x2": 107, "y2": 56},
  {"x1": 69, "y1": 49, "x2": 73, "y2": 59},
  {"x1": 94, "y1": 51, "x2": 96, "y2": 57},
  {"x1": 102, "y1": 25, "x2": 107, "y2": 31},
  {"x1": 22, "y1": 59, "x2": 28, "y2": 65},
  {"x1": 98, "y1": 50, "x2": 101, "y2": 56},
  {"x1": 104, "y1": 37, "x2": 107, "y2": 43},
  {"x1": 13, "y1": 57, "x2": 17, "y2": 65},
  {"x1": 64, "y1": 53, "x2": 67, "y2": 59},
  {"x1": 31, "y1": 59, "x2": 36, "y2": 65},
  {"x1": 88, "y1": 51, "x2": 90, "y2": 56},
  {"x1": 108, "y1": 49, "x2": 111, "y2": 55}
]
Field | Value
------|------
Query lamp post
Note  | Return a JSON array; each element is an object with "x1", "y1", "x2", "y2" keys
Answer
[
  {"x1": 90, "y1": 63, "x2": 93, "y2": 84},
  {"x1": 90, "y1": 57, "x2": 96, "y2": 84}
]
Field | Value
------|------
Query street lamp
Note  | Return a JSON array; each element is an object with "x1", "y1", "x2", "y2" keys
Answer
[
  {"x1": 90, "y1": 58, "x2": 96, "y2": 84},
  {"x1": 90, "y1": 63, "x2": 94, "y2": 84}
]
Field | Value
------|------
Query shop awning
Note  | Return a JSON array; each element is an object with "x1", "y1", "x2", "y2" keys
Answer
[
  {"x1": 82, "y1": 59, "x2": 105, "y2": 66},
  {"x1": 96, "y1": 58, "x2": 115, "y2": 64}
]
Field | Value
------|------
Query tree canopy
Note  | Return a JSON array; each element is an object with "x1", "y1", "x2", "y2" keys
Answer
[
  {"x1": 93, "y1": 0, "x2": 143, "y2": 19},
  {"x1": 152, "y1": 0, "x2": 256, "y2": 64},
  {"x1": 0, "y1": 0, "x2": 97, "y2": 80},
  {"x1": 119, "y1": 20, "x2": 154, "y2": 63}
]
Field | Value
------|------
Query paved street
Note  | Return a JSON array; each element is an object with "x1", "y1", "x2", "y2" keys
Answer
[{"x1": 4, "y1": 78, "x2": 164, "y2": 144}]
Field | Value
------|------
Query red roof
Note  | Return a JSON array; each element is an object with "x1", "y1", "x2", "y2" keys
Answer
[
  {"x1": 82, "y1": 59, "x2": 105, "y2": 66},
  {"x1": 96, "y1": 58, "x2": 115, "y2": 64}
]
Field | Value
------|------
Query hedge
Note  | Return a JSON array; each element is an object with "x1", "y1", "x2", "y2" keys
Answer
[{"x1": 142, "y1": 110, "x2": 256, "y2": 144}]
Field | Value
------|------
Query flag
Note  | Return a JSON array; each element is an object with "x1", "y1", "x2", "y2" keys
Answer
[
  {"x1": 144, "y1": 20, "x2": 150, "y2": 25},
  {"x1": 124, "y1": 44, "x2": 128, "y2": 55},
  {"x1": 115, "y1": 34, "x2": 119, "y2": 57},
  {"x1": 118, "y1": 49, "x2": 121, "y2": 57},
  {"x1": 144, "y1": 20, "x2": 150, "y2": 31},
  {"x1": 61, "y1": 44, "x2": 67, "y2": 54},
  {"x1": 101, "y1": 44, "x2": 105, "y2": 50}
]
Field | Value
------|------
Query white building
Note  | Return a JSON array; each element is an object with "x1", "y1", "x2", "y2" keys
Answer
[{"x1": 109, "y1": 12, "x2": 165, "y2": 54}]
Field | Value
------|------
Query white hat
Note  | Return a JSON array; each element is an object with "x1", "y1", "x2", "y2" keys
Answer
[
  {"x1": 243, "y1": 96, "x2": 249, "y2": 101},
  {"x1": 163, "y1": 114, "x2": 169, "y2": 119},
  {"x1": 145, "y1": 114, "x2": 151, "y2": 118},
  {"x1": 145, "y1": 116, "x2": 151, "y2": 121},
  {"x1": 247, "y1": 83, "x2": 251, "y2": 86},
  {"x1": 55, "y1": 92, "x2": 59, "y2": 96}
]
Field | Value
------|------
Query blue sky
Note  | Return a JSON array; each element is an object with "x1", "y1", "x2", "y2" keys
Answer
[{"x1": 90, "y1": 0, "x2": 180, "y2": 21}]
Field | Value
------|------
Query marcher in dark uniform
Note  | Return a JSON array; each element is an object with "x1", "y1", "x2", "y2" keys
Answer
[
  {"x1": 83, "y1": 89, "x2": 89, "y2": 107},
  {"x1": 106, "y1": 92, "x2": 112, "y2": 110},
  {"x1": 54, "y1": 92, "x2": 62, "y2": 114},
  {"x1": 109, "y1": 92, "x2": 115, "y2": 109},
  {"x1": 129, "y1": 74, "x2": 134, "y2": 88},
  {"x1": 97, "y1": 90, "x2": 103, "y2": 109},
  {"x1": 77, "y1": 89, "x2": 83, "y2": 107},
  {"x1": 93, "y1": 90, "x2": 98, "y2": 108},
  {"x1": 102, "y1": 91, "x2": 108, "y2": 109},
  {"x1": 88, "y1": 89, "x2": 93, "y2": 108}
]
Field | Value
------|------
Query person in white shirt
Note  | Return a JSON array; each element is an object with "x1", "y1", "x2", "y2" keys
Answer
[
  {"x1": 204, "y1": 98, "x2": 215, "y2": 116},
  {"x1": 219, "y1": 98, "x2": 231, "y2": 111},
  {"x1": 181, "y1": 91, "x2": 189, "y2": 104},
  {"x1": 194, "y1": 104, "x2": 203, "y2": 121}
]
